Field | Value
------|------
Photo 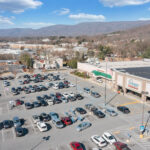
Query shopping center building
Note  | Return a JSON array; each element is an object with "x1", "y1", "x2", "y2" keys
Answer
[{"x1": 78, "y1": 59, "x2": 150, "y2": 101}]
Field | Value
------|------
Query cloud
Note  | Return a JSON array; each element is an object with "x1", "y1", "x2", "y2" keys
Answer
[
  {"x1": 0, "y1": 0, "x2": 42, "y2": 13},
  {"x1": 22, "y1": 22, "x2": 54, "y2": 29},
  {"x1": 99, "y1": 0, "x2": 150, "y2": 7},
  {"x1": 0, "y1": 16, "x2": 14, "y2": 25},
  {"x1": 138, "y1": 17, "x2": 150, "y2": 21},
  {"x1": 53, "y1": 8, "x2": 70, "y2": 15},
  {"x1": 59, "y1": 8, "x2": 70, "y2": 15},
  {"x1": 69, "y1": 13, "x2": 106, "y2": 21}
]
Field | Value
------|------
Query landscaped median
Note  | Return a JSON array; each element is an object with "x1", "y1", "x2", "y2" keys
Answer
[{"x1": 71, "y1": 70, "x2": 90, "y2": 79}]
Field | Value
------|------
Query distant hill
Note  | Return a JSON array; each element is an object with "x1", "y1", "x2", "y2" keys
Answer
[{"x1": 1, "y1": 21, "x2": 150, "y2": 37}]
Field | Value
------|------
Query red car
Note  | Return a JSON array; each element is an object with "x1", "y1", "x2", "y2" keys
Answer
[
  {"x1": 113, "y1": 142, "x2": 130, "y2": 150},
  {"x1": 61, "y1": 117, "x2": 72, "y2": 125},
  {"x1": 70, "y1": 142, "x2": 83, "y2": 150},
  {"x1": 15, "y1": 99, "x2": 23, "y2": 106},
  {"x1": 56, "y1": 92, "x2": 62, "y2": 99}
]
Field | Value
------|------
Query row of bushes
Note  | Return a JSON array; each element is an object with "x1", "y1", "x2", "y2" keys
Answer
[{"x1": 72, "y1": 71, "x2": 90, "y2": 79}]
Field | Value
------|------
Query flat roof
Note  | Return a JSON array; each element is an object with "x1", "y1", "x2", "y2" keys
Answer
[{"x1": 116, "y1": 67, "x2": 150, "y2": 79}]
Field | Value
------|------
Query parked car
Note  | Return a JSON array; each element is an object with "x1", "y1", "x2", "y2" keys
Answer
[
  {"x1": 76, "y1": 107, "x2": 87, "y2": 114},
  {"x1": 75, "y1": 94, "x2": 84, "y2": 100},
  {"x1": 49, "y1": 112, "x2": 59, "y2": 120},
  {"x1": 60, "y1": 96, "x2": 68, "y2": 103},
  {"x1": 15, "y1": 127, "x2": 25, "y2": 137},
  {"x1": 91, "y1": 135, "x2": 107, "y2": 147},
  {"x1": 52, "y1": 118, "x2": 64, "y2": 128},
  {"x1": 25, "y1": 102, "x2": 33, "y2": 109},
  {"x1": 102, "y1": 132, "x2": 117, "y2": 144},
  {"x1": 40, "y1": 113, "x2": 50, "y2": 122},
  {"x1": 70, "y1": 142, "x2": 84, "y2": 150},
  {"x1": 37, "y1": 121, "x2": 48, "y2": 132},
  {"x1": 83, "y1": 88, "x2": 90, "y2": 93},
  {"x1": 0, "y1": 122, "x2": 3, "y2": 129},
  {"x1": 13, "y1": 116, "x2": 21, "y2": 127},
  {"x1": 112, "y1": 142, "x2": 131, "y2": 150},
  {"x1": 32, "y1": 115, "x2": 41, "y2": 124},
  {"x1": 93, "y1": 110, "x2": 105, "y2": 118},
  {"x1": 91, "y1": 91, "x2": 100, "y2": 98},
  {"x1": 47, "y1": 99, "x2": 54, "y2": 105},
  {"x1": 61, "y1": 117, "x2": 72, "y2": 126},
  {"x1": 3, "y1": 120, "x2": 12, "y2": 129},
  {"x1": 33, "y1": 101, "x2": 41, "y2": 108},
  {"x1": 105, "y1": 108, "x2": 118, "y2": 117},
  {"x1": 76, "y1": 122, "x2": 91, "y2": 132},
  {"x1": 117, "y1": 106, "x2": 130, "y2": 114}
]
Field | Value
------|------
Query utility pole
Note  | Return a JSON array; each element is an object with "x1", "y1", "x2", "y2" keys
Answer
[
  {"x1": 104, "y1": 60, "x2": 107, "y2": 107},
  {"x1": 76, "y1": 76, "x2": 77, "y2": 94},
  {"x1": 140, "y1": 91, "x2": 148, "y2": 138}
]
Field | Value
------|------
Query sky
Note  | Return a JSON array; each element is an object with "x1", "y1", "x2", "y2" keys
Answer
[{"x1": 1, "y1": 0, "x2": 150, "y2": 29}]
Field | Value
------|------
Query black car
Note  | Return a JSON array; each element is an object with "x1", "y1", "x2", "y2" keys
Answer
[
  {"x1": 15, "y1": 127, "x2": 25, "y2": 137},
  {"x1": 53, "y1": 98, "x2": 62, "y2": 104},
  {"x1": 0, "y1": 122, "x2": 3, "y2": 129},
  {"x1": 39, "y1": 100, "x2": 48, "y2": 106},
  {"x1": 25, "y1": 102, "x2": 33, "y2": 109},
  {"x1": 67, "y1": 96, "x2": 76, "y2": 102},
  {"x1": 33, "y1": 101, "x2": 41, "y2": 108},
  {"x1": 93, "y1": 110, "x2": 105, "y2": 118},
  {"x1": 75, "y1": 94, "x2": 84, "y2": 100},
  {"x1": 3, "y1": 120, "x2": 12, "y2": 129},
  {"x1": 117, "y1": 106, "x2": 130, "y2": 114},
  {"x1": 40, "y1": 113, "x2": 50, "y2": 122},
  {"x1": 36, "y1": 96, "x2": 43, "y2": 101},
  {"x1": 76, "y1": 107, "x2": 87, "y2": 114},
  {"x1": 43, "y1": 95, "x2": 50, "y2": 100}
]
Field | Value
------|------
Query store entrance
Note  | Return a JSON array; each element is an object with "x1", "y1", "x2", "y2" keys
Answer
[{"x1": 126, "y1": 89, "x2": 141, "y2": 98}]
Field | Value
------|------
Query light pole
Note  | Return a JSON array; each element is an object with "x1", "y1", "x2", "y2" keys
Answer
[
  {"x1": 104, "y1": 60, "x2": 108, "y2": 107},
  {"x1": 76, "y1": 76, "x2": 77, "y2": 94},
  {"x1": 144, "y1": 111, "x2": 150, "y2": 133},
  {"x1": 140, "y1": 91, "x2": 148, "y2": 138}
]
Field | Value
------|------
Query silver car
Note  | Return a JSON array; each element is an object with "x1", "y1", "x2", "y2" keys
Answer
[
  {"x1": 52, "y1": 118, "x2": 64, "y2": 128},
  {"x1": 105, "y1": 108, "x2": 118, "y2": 117},
  {"x1": 13, "y1": 116, "x2": 21, "y2": 127},
  {"x1": 76, "y1": 122, "x2": 91, "y2": 131}
]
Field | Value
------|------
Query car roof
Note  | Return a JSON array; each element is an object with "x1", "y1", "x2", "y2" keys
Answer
[
  {"x1": 104, "y1": 132, "x2": 112, "y2": 136},
  {"x1": 39, "y1": 122, "x2": 46, "y2": 127}
]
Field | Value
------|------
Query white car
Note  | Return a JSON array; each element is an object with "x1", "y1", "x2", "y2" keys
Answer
[
  {"x1": 69, "y1": 92, "x2": 75, "y2": 97},
  {"x1": 69, "y1": 83, "x2": 75, "y2": 87},
  {"x1": 53, "y1": 85, "x2": 59, "y2": 90},
  {"x1": 91, "y1": 135, "x2": 107, "y2": 147},
  {"x1": 32, "y1": 115, "x2": 41, "y2": 124},
  {"x1": 37, "y1": 121, "x2": 48, "y2": 132},
  {"x1": 63, "y1": 93, "x2": 69, "y2": 98},
  {"x1": 47, "y1": 99, "x2": 54, "y2": 105},
  {"x1": 102, "y1": 132, "x2": 116, "y2": 144}
]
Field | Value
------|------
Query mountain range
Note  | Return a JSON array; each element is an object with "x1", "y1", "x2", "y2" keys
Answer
[{"x1": 1, "y1": 21, "x2": 150, "y2": 37}]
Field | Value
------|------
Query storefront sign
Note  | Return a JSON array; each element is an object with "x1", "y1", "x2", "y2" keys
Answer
[{"x1": 126, "y1": 78, "x2": 142, "y2": 92}]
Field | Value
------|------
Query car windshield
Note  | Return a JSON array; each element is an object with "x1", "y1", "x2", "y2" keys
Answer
[
  {"x1": 109, "y1": 136, "x2": 114, "y2": 140},
  {"x1": 56, "y1": 121, "x2": 62, "y2": 125}
]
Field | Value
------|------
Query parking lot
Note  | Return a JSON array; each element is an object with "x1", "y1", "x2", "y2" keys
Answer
[{"x1": 0, "y1": 71, "x2": 150, "y2": 150}]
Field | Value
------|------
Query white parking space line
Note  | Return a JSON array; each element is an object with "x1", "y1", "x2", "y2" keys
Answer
[
  {"x1": 12, "y1": 127, "x2": 16, "y2": 140},
  {"x1": 1, "y1": 129, "x2": 4, "y2": 142},
  {"x1": 29, "y1": 119, "x2": 37, "y2": 134}
]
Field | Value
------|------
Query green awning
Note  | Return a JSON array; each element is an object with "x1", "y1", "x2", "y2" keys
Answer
[{"x1": 92, "y1": 70, "x2": 112, "y2": 79}]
